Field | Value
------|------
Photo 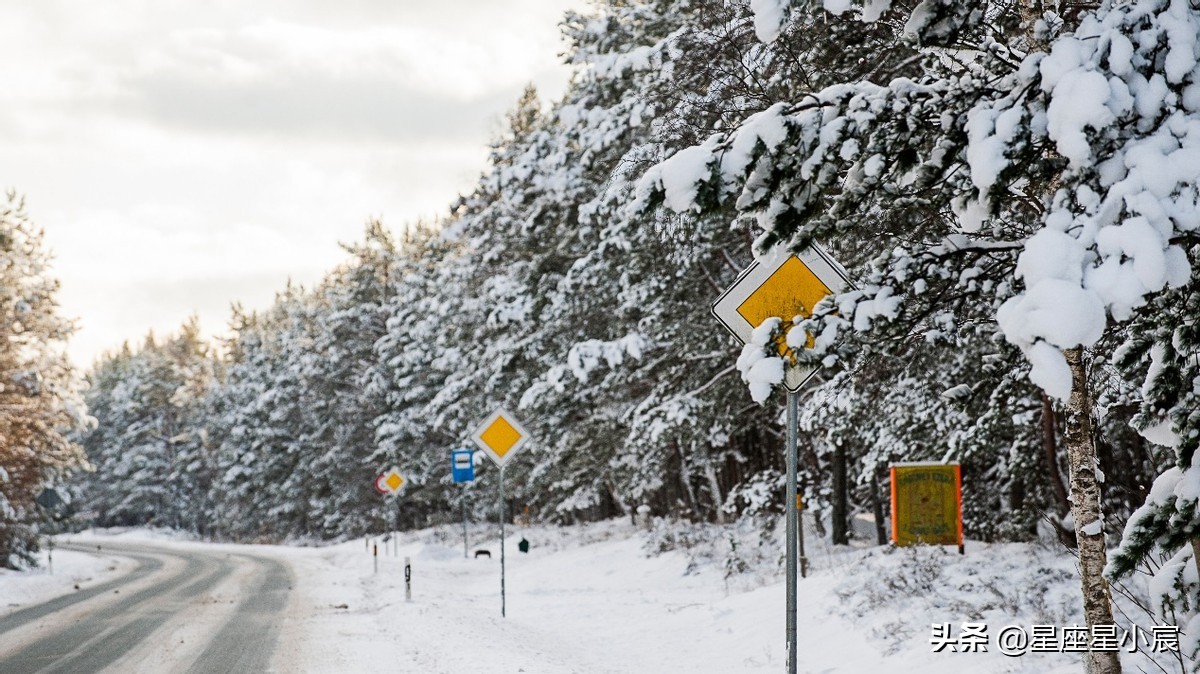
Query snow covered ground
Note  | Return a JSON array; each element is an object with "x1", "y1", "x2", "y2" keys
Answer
[
  {"x1": 268, "y1": 520, "x2": 1182, "y2": 673},
  {"x1": 2, "y1": 521, "x2": 1187, "y2": 673},
  {"x1": 0, "y1": 542, "x2": 130, "y2": 615}
]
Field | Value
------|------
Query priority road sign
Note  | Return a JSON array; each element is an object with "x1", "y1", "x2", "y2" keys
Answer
[
  {"x1": 711, "y1": 245, "x2": 849, "y2": 391},
  {"x1": 375, "y1": 467, "x2": 407, "y2": 497},
  {"x1": 471, "y1": 408, "x2": 529, "y2": 468}
]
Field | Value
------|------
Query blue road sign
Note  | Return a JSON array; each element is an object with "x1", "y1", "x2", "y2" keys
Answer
[{"x1": 451, "y1": 449, "x2": 475, "y2": 483}]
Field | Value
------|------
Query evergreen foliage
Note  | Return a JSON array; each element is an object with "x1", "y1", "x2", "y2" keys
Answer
[{"x1": 0, "y1": 193, "x2": 90, "y2": 568}]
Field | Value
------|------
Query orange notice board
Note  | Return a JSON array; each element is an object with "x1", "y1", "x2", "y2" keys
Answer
[{"x1": 890, "y1": 463, "x2": 963, "y2": 551}]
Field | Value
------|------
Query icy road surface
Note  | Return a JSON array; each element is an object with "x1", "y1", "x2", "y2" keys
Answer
[{"x1": 0, "y1": 540, "x2": 290, "y2": 673}]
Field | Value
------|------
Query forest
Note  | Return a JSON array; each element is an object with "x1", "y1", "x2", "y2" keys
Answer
[{"x1": 2, "y1": 0, "x2": 1199, "y2": 667}]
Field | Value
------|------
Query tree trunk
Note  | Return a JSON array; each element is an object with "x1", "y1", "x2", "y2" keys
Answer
[
  {"x1": 1192, "y1": 538, "x2": 1200, "y2": 581},
  {"x1": 831, "y1": 443, "x2": 849, "y2": 545},
  {"x1": 1040, "y1": 392, "x2": 1071, "y2": 515},
  {"x1": 1063, "y1": 347, "x2": 1121, "y2": 674},
  {"x1": 676, "y1": 444, "x2": 699, "y2": 520},
  {"x1": 871, "y1": 466, "x2": 887, "y2": 545},
  {"x1": 704, "y1": 463, "x2": 727, "y2": 524}
]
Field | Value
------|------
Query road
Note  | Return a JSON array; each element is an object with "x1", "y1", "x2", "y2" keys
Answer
[{"x1": 0, "y1": 541, "x2": 292, "y2": 673}]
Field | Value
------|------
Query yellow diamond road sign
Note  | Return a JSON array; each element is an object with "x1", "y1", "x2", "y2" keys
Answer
[
  {"x1": 376, "y1": 467, "x2": 407, "y2": 497},
  {"x1": 712, "y1": 245, "x2": 849, "y2": 392},
  {"x1": 472, "y1": 408, "x2": 529, "y2": 468}
]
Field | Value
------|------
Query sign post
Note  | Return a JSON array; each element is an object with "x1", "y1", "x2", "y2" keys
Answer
[
  {"x1": 471, "y1": 408, "x2": 530, "y2": 619},
  {"x1": 710, "y1": 245, "x2": 849, "y2": 674},
  {"x1": 373, "y1": 467, "x2": 407, "y2": 561},
  {"x1": 451, "y1": 449, "x2": 476, "y2": 559}
]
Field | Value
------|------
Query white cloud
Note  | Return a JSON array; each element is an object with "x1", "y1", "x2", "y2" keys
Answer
[{"x1": 0, "y1": 0, "x2": 587, "y2": 365}]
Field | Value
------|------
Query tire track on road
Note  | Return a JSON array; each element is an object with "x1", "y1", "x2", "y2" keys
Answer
[
  {"x1": 189, "y1": 554, "x2": 292, "y2": 674},
  {"x1": 0, "y1": 546, "x2": 163, "y2": 635},
  {"x1": 45, "y1": 550, "x2": 235, "y2": 674},
  {"x1": 1, "y1": 544, "x2": 208, "y2": 674}
]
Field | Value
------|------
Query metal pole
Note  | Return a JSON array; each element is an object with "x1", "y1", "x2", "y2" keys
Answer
[
  {"x1": 786, "y1": 391, "x2": 798, "y2": 674},
  {"x1": 463, "y1": 486, "x2": 469, "y2": 559},
  {"x1": 395, "y1": 498, "x2": 401, "y2": 557},
  {"x1": 500, "y1": 466, "x2": 507, "y2": 618}
]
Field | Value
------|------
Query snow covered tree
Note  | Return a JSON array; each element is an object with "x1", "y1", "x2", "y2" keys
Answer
[
  {"x1": 79, "y1": 321, "x2": 215, "y2": 529},
  {"x1": 631, "y1": 0, "x2": 1200, "y2": 670},
  {"x1": 0, "y1": 193, "x2": 89, "y2": 567}
]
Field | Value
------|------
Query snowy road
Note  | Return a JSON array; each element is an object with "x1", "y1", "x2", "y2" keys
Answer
[{"x1": 0, "y1": 541, "x2": 291, "y2": 673}]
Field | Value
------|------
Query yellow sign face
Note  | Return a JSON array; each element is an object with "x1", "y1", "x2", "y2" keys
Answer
[
  {"x1": 710, "y1": 245, "x2": 849, "y2": 392},
  {"x1": 386, "y1": 473, "x2": 405, "y2": 491},
  {"x1": 890, "y1": 463, "x2": 962, "y2": 548},
  {"x1": 736, "y1": 255, "x2": 832, "y2": 329},
  {"x1": 471, "y1": 407, "x2": 529, "y2": 468},
  {"x1": 479, "y1": 416, "x2": 521, "y2": 458}
]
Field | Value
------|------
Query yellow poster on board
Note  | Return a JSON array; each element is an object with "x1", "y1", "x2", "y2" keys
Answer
[{"x1": 890, "y1": 462, "x2": 963, "y2": 552}]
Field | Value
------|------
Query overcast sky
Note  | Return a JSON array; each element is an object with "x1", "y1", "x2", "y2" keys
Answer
[{"x1": 0, "y1": 0, "x2": 588, "y2": 367}]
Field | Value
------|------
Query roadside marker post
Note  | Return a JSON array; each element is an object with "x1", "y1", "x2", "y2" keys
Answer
[
  {"x1": 404, "y1": 556, "x2": 412, "y2": 602},
  {"x1": 710, "y1": 245, "x2": 849, "y2": 674},
  {"x1": 471, "y1": 408, "x2": 530, "y2": 618}
]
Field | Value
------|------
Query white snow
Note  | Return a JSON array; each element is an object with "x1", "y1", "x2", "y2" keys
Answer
[
  {"x1": 860, "y1": 0, "x2": 892, "y2": 22},
  {"x1": 640, "y1": 143, "x2": 718, "y2": 214},
  {"x1": 0, "y1": 545, "x2": 128, "y2": 612},
  {"x1": 0, "y1": 522, "x2": 1182, "y2": 673},
  {"x1": 1141, "y1": 419, "x2": 1182, "y2": 448},
  {"x1": 736, "y1": 318, "x2": 786, "y2": 403},
  {"x1": 1024, "y1": 341, "x2": 1073, "y2": 401},
  {"x1": 749, "y1": 0, "x2": 789, "y2": 43},
  {"x1": 823, "y1": 0, "x2": 853, "y2": 16}
]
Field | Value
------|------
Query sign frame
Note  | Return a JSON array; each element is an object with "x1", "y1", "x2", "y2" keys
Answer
[
  {"x1": 711, "y1": 244, "x2": 850, "y2": 392},
  {"x1": 470, "y1": 407, "x2": 529, "y2": 468}
]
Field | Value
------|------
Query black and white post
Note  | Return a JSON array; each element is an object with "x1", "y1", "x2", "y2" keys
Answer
[{"x1": 404, "y1": 556, "x2": 412, "y2": 602}]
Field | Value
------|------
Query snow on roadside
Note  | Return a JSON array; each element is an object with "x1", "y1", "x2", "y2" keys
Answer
[
  {"x1": 270, "y1": 519, "x2": 1180, "y2": 673},
  {"x1": 0, "y1": 543, "x2": 130, "y2": 615},
  {"x1": 3, "y1": 521, "x2": 1184, "y2": 673}
]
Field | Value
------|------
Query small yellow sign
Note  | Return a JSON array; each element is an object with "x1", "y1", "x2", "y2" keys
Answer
[
  {"x1": 890, "y1": 463, "x2": 962, "y2": 550},
  {"x1": 479, "y1": 416, "x2": 522, "y2": 458},
  {"x1": 386, "y1": 473, "x2": 404, "y2": 491},
  {"x1": 375, "y1": 467, "x2": 407, "y2": 497}
]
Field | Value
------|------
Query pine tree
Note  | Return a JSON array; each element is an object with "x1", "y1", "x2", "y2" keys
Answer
[
  {"x1": 631, "y1": 2, "x2": 1200, "y2": 671},
  {"x1": 0, "y1": 192, "x2": 89, "y2": 567}
]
